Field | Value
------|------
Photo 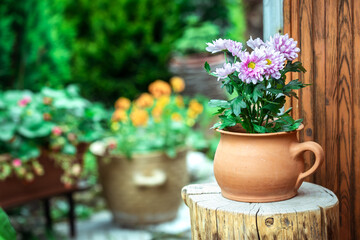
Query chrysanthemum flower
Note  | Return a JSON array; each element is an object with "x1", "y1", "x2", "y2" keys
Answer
[
  {"x1": 247, "y1": 36, "x2": 265, "y2": 50},
  {"x1": 262, "y1": 46, "x2": 286, "y2": 79},
  {"x1": 267, "y1": 33, "x2": 300, "y2": 61},
  {"x1": 214, "y1": 63, "x2": 236, "y2": 81},
  {"x1": 225, "y1": 40, "x2": 243, "y2": 58},
  {"x1": 235, "y1": 48, "x2": 267, "y2": 84},
  {"x1": 205, "y1": 38, "x2": 229, "y2": 53}
]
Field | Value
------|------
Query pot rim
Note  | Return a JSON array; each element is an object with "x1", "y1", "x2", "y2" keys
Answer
[{"x1": 216, "y1": 124, "x2": 304, "y2": 137}]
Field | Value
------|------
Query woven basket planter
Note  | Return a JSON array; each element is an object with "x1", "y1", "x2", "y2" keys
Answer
[
  {"x1": 169, "y1": 53, "x2": 225, "y2": 99},
  {"x1": 96, "y1": 148, "x2": 189, "y2": 226}
]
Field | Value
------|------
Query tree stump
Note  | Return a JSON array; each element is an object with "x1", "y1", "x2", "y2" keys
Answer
[{"x1": 182, "y1": 182, "x2": 339, "y2": 240}]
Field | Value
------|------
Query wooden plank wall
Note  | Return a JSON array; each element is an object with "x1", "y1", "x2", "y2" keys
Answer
[{"x1": 283, "y1": 0, "x2": 360, "y2": 239}]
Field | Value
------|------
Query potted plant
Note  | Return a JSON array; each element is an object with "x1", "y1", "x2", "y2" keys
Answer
[
  {"x1": 91, "y1": 77, "x2": 205, "y2": 226},
  {"x1": 0, "y1": 86, "x2": 108, "y2": 208},
  {"x1": 204, "y1": 34, "x2": 324, "y2": 202}
]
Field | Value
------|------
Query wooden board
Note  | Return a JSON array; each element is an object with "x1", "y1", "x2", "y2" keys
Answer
[
  {"x1": 283, "y1": 0, "x2": 360, "y2": 238},
  {"x1": 182, "y1": 182, "x2": 339, "y2": 239}
]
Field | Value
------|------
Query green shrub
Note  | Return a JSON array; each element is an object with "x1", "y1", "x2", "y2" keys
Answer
[
  {"x1": 64, "y1": 0, "x2": 186, "y2": 103},
  {"x1": 0, "y1": 0, "x2": 73, "y2": 90}
]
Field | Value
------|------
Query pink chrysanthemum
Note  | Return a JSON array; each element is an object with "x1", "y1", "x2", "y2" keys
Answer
[
  {"x1": 235, "y1": 48, "x2": 267, "y2": 84},
  {"x1": 225, "y1": 40, "x2": 243, "y2": 58},
  {"x1": 262, "y1": 46, "x2": 286, "y2": 79},
  {"x1": 214, "y1": 63, "x2": 236, "y2": 81},
  {"x1": 247, "y1": 36, "x2": 264, "y2": 50},
  {"x1": 267, "y1": 33, "x2": 300, "y2": 61},
  {"x1": 205, "y1": 38, "x2": 229, "y2": 53}
]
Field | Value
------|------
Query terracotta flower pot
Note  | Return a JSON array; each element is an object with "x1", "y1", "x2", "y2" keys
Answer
[{"x1": 214, "y1": 124, "x2": 324, "y2": 202}]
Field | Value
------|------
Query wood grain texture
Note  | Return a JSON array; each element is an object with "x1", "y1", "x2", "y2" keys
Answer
[
  {"x1": 353, "y1": 1, "x2": 360, "y2": 239},
  {"x1": 299, "y1": 0, "x2": 315, "y2": 182},
  {"x1": 290, "y1": 0, "x2": 300, "y2": 121},
  {"x1": 182, "y1": 182, "x2": 339, "y2": 240},
  {"x1": 337, "y1": 0, "x2": 353, "y2": 238},
  {"x1": 312, "y1": 0, "x2": 326, "y2": 186},
  {"x1": 283, "y1": 0, "x2": 360, "y2": 238},
  {"x1": 283, "y1": 0, "x2": 293, "y2": 113}
]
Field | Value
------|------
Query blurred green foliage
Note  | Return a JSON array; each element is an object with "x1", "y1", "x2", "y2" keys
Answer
[
  {"x1": 0, "y1": 0, "x2": 73, "y2": 90},
  {"x1": 63, "y1": 0, "x2": 186, "y2": 103},
  {"x1": 0, "y1": 0, "x2": 246, "y2": 104},
  {"x1": 0, "y1": 208, "x2": 16, "y2": 240}
]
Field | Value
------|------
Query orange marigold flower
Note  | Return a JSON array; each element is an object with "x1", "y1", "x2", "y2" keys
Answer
[
  {"x1": 171, "y1": 113, "x2": 182, "y2": 122},
  {"x1": 112, "y1": 109, "x2": 128, "y2": 122},
  {"x1": 157, "y1": 95, "x2": 170, "y2": 108},
  {"x1": 152, "y1": 106, "x2": 163, "y2": 123},
  {"x1": 189, "y1": 99, "x2": 204, "y2": 115},
  {"x1": 130, "y1": 108, "x2": 149, "y2": 127},
  {"x1": 175, "y1": 96, "x2": 184, "y2": 108},
  {"x1": 135, "y1": 93, "x2": 154, "y2": 108},
  {"x1": 114, "y1": 97, "x2": 131, "y2": 110},
  {"x1": 170, "y1": 76, "x2": 185, "y2": 93},
  {"x1": 148, "y1": 80, "x2": 171, "y2": 98}
]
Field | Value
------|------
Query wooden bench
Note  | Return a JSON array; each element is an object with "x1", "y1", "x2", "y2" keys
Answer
[{"x1": 182, "y1": 182, "x2": 339, "y2": 239}]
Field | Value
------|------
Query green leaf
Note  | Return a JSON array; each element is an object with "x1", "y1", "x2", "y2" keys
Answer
[
  {"x1": 204, "y1": 62, "x2": 211, "y2": 73},
  {"x1": 166, "y1": 147, "x2": 176, "y2": 158},
  {"x1": 284, "y1": 79, "x2": 306, "y2": 91},
  {"x1": 231, "y1": 97, "x2": 246, "y2": 116},
  {"x1": 63, "y1": 144, "x2": 76, "y2": 155},
  {"x1": 266, "y1": 88, "x2": 283, "y2": 95},
  {"x1": 253, "y1": 83, "x2": 265, "y2": 102},
  {"x1": 225, "y1": 84, "x2": 234, "y2": 94},
  {"x1": 0, "y1": 209, "x2": 16, "y2": 240},
  {"x1": 0, "y1": 122, "x2": 16, "y2": 141},
  {"x1": 18, "y1": 121, "x2": 54, "y2": 138},
  {"x1": 253, "y1": 124, "x2": 267, "y2": 133},
  {"x1": 208, "y1": 100, "x2": 230, "y2": 108}
]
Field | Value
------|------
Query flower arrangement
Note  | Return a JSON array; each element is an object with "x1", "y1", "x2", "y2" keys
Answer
[
  {"x1": 204, "y1": 34, "x2": 307, "y2": 133},
  {"x1": 0, "y1": 86, "x2": 108, "y2": 185},
  {"x1": 107, "y1": 77, "x2": 204, "y2": 158}
]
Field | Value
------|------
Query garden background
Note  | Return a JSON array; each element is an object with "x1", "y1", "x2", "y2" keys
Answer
[{"x1": 0, "y1": 0, "x2": 263, "y2": 239}]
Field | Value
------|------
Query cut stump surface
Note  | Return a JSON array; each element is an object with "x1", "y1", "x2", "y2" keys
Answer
[{"x1": 182, "y1": 182, "x2": 339, "y2": 240}]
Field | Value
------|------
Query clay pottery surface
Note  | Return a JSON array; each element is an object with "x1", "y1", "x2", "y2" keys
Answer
[
  {"x1": 96, "y1": 148, "x2": 189, "y2": 226},
  {"x1": 213, "y1": 124, "x2": 324, "y2": 202}
]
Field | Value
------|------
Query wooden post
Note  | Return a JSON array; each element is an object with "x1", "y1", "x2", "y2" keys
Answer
[{"x1": 182, "y1": 182, "x2": 339, "y2": 239}]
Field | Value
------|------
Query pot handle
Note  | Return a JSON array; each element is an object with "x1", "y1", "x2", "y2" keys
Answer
[
  {"x1": 292, "y1": 141, "x2": 324, "y2": 189},
  {"x1": 133, "y1": 169, "x2": 167, "y2": 188}
]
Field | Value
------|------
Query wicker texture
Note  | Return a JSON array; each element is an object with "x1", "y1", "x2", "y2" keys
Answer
[
  {"x1": 97, "y1": 149, "x2": 189, "y2": 226},
  {"x1": 169, "y1": 54, "x2": 226, "y2": 99}
]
